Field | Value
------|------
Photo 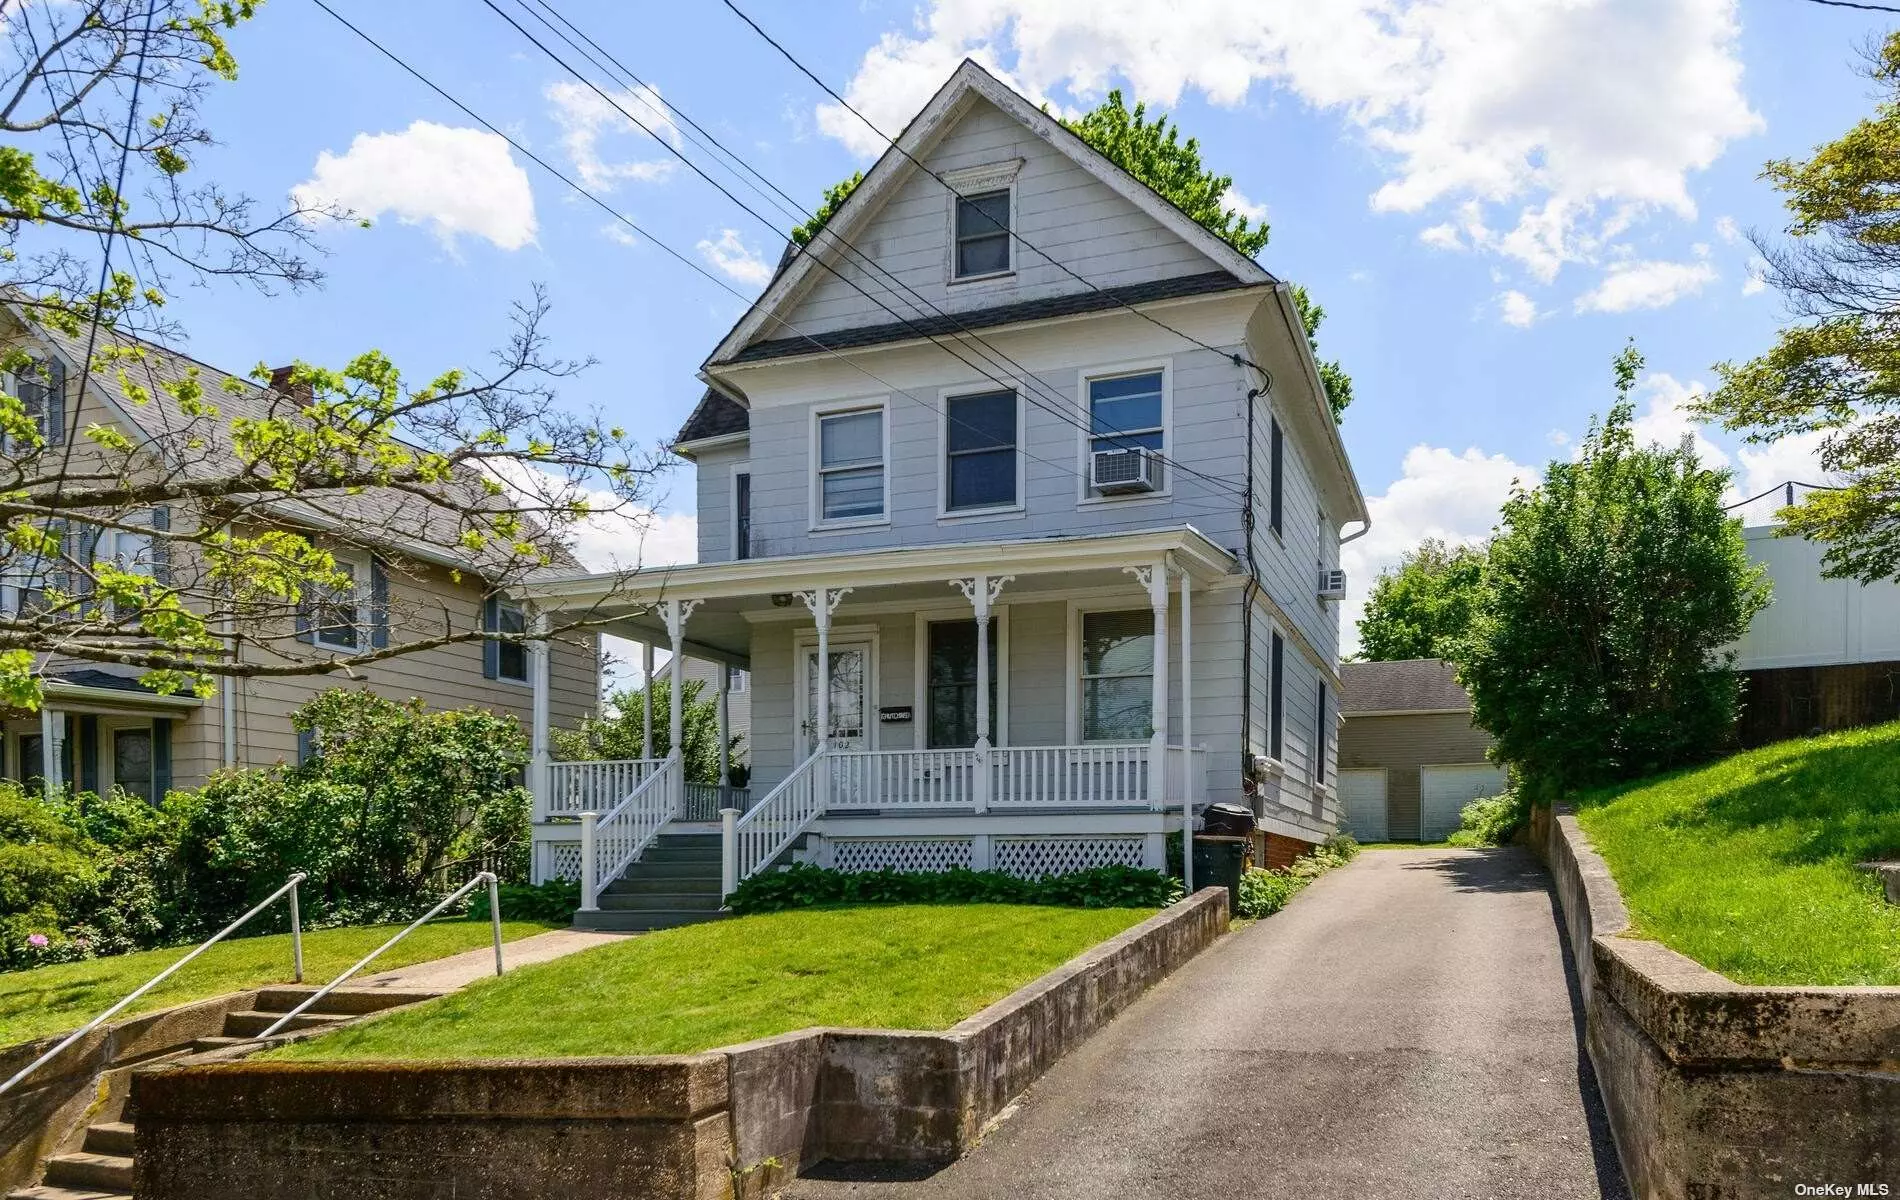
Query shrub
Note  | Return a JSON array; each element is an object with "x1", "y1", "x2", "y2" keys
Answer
[
  {"x1": 469, "y1": 878, "x2": 580, "y2": 924},
  {"x1": 726, "y1": 863, "x2": 1180, "y2": 915},
  {"x1": 1237, "y1": 868, "x2": 1300, "y2": 917},
  {"x1": 0, "y1": 787, "x2": 101, "y2": 968},
  {"x1": 1447, "y1": 790, "x2": 1531, "y2": 847}
]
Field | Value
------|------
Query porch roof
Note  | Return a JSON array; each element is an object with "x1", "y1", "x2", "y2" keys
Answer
[{"x1": 520, "y1": 524, "x2": 1238, "y2": 665}]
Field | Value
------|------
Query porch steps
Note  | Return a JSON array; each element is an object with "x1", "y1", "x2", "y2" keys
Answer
[
  {"x1": 572, "y1": 831, "x2": 730, "y2": 933},
  {"x1": 9, "y1": 987, "x2": 438, "y2": 1200}
]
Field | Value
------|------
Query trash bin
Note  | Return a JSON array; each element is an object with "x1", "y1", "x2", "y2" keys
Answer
[
  {"x1": 1199, "y1": 801, "x2": 1255, "y2": 838},
  {"x1": 1192, "y1": 835, "x2": 1248, "y2": 912}
]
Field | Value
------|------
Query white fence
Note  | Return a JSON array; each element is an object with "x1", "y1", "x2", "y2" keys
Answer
[
  {"x1": 545, "y1": 758, "x2": 664, "y2": 818},
  {"x1": 725, "y1": 746, "x2": 826, "y2": 894},
  {"x1": 826, "y1": 743, "x2": 1166, "y2": 810}
]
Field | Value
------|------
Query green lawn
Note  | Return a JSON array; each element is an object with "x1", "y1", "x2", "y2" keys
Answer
[
  {"x1": 271, "y1": 904, "x2": 1155, "y2": 1061},
  {"x1": 0, "y1": 920, "x2": 558, "y2": 1047},
  {"x1": 1576, "y1": 721, "x2": 1900, "y2": 986}
]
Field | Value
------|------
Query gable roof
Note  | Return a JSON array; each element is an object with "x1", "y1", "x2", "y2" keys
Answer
[
  {"x1": 674, "y1": 386, "x2": 750, "y2": 449},
  {"x1": 1340, "y1": 659, "x2": 1473, "y2": 714},
  {"x1": 701, "y1": 59, "x2": 1273, "y2": 371},
  {"x1": 11, "y1": 309, "x2": 580, "y2": 575}
]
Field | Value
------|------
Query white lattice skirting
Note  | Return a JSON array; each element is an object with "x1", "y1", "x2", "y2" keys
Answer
[
  {"x1": 992, "y1": 836, "x2": 1147, "y2": 879},
  {"x1": 831, "y1": 837, "x2": 975, "y2": 874},
  {"x1": 540, "y1": 840, "x2": 583, "y2": 882}
]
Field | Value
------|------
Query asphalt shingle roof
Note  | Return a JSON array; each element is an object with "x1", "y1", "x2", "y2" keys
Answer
[
  {"x1": 674, "y1": 387, "x2": 749, "y2": 446},
  {"x1": 1340, "y1": 658, "x2": 1473, "y2": 714}
]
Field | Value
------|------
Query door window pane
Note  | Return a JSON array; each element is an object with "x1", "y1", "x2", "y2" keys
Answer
[
  {"x1": 954, "y1": 190, "x2": 1010, "y2": 277},
  {"x1": 804, "y1": 646, "x2": 867, "y2": 751},
  {"x1": 818, "y1": 410, "x2": 885, "y2": 521},
  {"x1": 927, "y1": 620, "x2": 998, "y2": 747},
  {"x1": 114, "y1": 729, "x2": 154, "y2": 804},
  {"x1": 945, "y1": 391, "x2": 1017, "y2": 510},
  {"x1": 1080, "y1": 610, "x2": 1154, "y2": 741}
]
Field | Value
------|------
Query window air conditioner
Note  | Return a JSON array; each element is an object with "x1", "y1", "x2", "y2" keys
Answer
[
  {"x1": 1318, "y1": 567, "x2": 1347, "y2": 600},
  {"x1": 1090, "y1": 447, "x2": 1161, "y2": 494}
]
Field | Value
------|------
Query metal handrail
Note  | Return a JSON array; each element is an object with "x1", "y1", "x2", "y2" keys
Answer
[
  {"x1": 256, "y1": 872, "x2": 502, "y2": 1040},
  {"x1": 0, "y1": 872, "x2": 308, "y2": 1098}
]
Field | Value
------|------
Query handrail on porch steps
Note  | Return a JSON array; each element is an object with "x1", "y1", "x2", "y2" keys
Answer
[
  {"x1": 578, "y1": 753, "x2": 684, "y2": 911},
  {"x1": 721, "y1": 744, "x2": 828, "y2": 898},
  {"x1": 258, "y1": 871, "x2": 503, "y2": 1039},
  {"x1": 0, "y1": 872, "x2": 309, "y2": 1098}
]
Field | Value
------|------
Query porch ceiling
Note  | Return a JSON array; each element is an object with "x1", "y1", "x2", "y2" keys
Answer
[{"x1": 524, "y1": 524, "x2": 1238, "y2": 632}]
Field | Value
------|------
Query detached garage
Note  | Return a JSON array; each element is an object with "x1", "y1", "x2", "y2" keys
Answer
[{"x1": 1338, "y1": 659, "x2": 1506, "y2": 843}]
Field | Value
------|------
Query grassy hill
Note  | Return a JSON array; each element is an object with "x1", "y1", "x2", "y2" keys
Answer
[{"x1": 1576, "y1": 721, "x2": 1900, "y2": 986}]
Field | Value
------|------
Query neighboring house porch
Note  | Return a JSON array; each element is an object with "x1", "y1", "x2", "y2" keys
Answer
[{"x1": 520, "y1": 526, "x2": 1279, "y2": 923}]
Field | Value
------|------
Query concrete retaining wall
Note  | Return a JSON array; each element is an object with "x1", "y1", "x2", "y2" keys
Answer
[
  {"x1": 1534, "y1": 806, "x2": 1900, "y2": 1199},
  {"x1": 133, "y1": 889, "x2": 1230, "y2": 1200}
]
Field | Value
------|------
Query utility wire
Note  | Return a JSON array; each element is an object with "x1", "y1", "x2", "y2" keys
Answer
[
  {"x1": 1798, "y1": 0, "x2": 1900, "y2": 13},
  {"x1": 719, "y1": 0, "x2": 1278, "y2": 379},
  {"x1": 308, "y1": 0, "x2": 1248, "y2": 524},
  {"x1": 482, "y1": 0, "x2": 1247, "y2": 501}
]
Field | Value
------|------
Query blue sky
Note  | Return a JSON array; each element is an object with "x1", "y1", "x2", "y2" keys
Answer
[{"x1": 131, "y1": 0, "x2": 1890, "y2": 644}]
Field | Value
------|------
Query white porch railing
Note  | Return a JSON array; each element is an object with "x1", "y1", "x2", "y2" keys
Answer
[
  {"x1": 989, "y1": 743, "x2": 1153, "y2": 808},
  {"x1": 546, "y1": 758, "x2": 666, "y2": 818},
  {"x1": 828, "y1": 747, "x2": 981, "y2": 809},
  {"x1": 724, "y1": 746, "x2": 826, "y2": 895},
  {"x1": 683, "y1": 782, "x2": 753, "y2": 822},
  {"x1": 580, "y1": 755, "x2": 681, "y2": 910}
]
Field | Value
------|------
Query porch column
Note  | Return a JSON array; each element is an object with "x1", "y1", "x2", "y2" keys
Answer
[
  {"x1": 1179, "y1": 569, "x2": 1194, "y2": 895},
  {"x1": 797, "y1": 587, "x2": 850, "y2": 750},
  {"x1": 662, "y1": 599, "x2": 700, "y2": 758},
  {"x1": 40, "y1": 704, "x2": 62, "y2": 800},
  {"x1": 1145, "y1": 557, "x2": 1170, "y2": 813},
  {"x1": 640, "y1": 641, "x2": 655, "y2": 759},
  {"x1": 717, "y1": 665, "x2": 731, "y2": 788},
  {"x1": 528, "y1": 609, "x2": 551, "y2": 821}
]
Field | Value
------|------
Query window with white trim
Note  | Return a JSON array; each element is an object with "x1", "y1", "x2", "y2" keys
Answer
[
  {"x1": 953, "y1": 190, "x2": 1010, "y2": 278},
  {"x1": 816, "y1": 406, "x2": 885, "y2": 522},
  {"x1": 5, "y1": 357, "x2": 65, "y2": 447},
  {"x1": 944, "y1": 389, "x2": 1018, "y2": 511},
  {"x1": 728, "y1": 667, "x2": 749, "y2": 694},
  {"x1": 1080, "y1": 609, "x2": 1154, "y2": 742},
  {"x1": 313, "y1": 557, "x2": 365, "y2": 651}
]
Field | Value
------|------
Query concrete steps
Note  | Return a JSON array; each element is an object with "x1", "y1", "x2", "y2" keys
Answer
[{"x1": 8, "y1": 987, "x2": 442, "y2": 1200}]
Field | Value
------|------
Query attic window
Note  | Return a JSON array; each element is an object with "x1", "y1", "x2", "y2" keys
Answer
[{"x1": 954, "y1": 190, "x2": 1011, "y2": 279}]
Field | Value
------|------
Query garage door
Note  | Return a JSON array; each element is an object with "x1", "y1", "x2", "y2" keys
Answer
[
  {"x1": 1339, "y1": 769, "x2": 1388, "y2": 843},
  {"x1": 1420, "y1": 764, "x2": 1510, "y2": 842}
]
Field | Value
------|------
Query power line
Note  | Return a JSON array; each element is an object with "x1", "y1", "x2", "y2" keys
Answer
[
  {"x1": 1799, "y1": 0, "x2": 1900, "y2": 13},
  {"x1": 718, "y1": 0, "x2": 1278, "y2": 379},
  {"x1": 482, "y1": 0, "x2": 1247, "y2": 502},
  {"x1": 307, "y1": 0, "x2": 1251, "y2": 524}
]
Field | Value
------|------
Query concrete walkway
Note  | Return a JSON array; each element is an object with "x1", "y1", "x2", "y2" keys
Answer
[
  {"x1": 352, "y1": 928, "x2": 630, "y2": 992},
  {"x1": 792, "y1": 847, "x2": 1628, "y2": 1200}
]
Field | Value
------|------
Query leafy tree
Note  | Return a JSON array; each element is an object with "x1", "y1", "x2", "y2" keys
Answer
[
  {"x1": 1696, "y1": 32, "x2": 1900, "y2": 582},
  {"x1": 1355, "y1": 538, "x2": 1487, "y2": 662},
  {"x1": 791, "y1": 90, "x2": 1354, "y2": 420},
  {"x1": 553, "y1": 676, "x2": 744, "y2": 785},
  {"x1": 1461, "y1": 344, "x2": 1770, "y2": 797},
  {"x1": 0, "y1": 1, "x2": 657, "y2": 708}
]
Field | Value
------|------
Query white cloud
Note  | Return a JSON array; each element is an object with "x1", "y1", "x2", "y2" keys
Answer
[
  {"x1": 1498, "y1": 289, "x2": 1538, "y2": 327},
  {"x1": 1340, "y1": 444, "x2": 1533, "y2": 655},
  {"x1": 1547, "y1": 428, "x2": 1571, "y2": 447},
  {"x1": 1729, "y1": 430, "x2": 1836, "y2": 525},
  {"x1": 546, "y1": 80, "x2": 682, "y2": 192},
  {"x1": 821, "y1": 0, "x2": 1761, "y2": 279},
  {"x1": 1419, "y1": 223, "x2": 1462, "y2": 250},
  {"x1": 1629, "y1": 372, "x2": 1728, "y2": 467},
  {"x1": 697, "y1": 228, "x2": 774, "y2": 287},
  {"x1": 1222, "y1": 185, "x2": 1268, "y2": 223},
  {"x1": 293, "y1": 122, "x2": 536, "y2": 251},
  {"x1": 1575, "y1": 257, "x2": 1717, "y2": 312},
  {"x1": 1741, "y1": 257, "x2": 1768, "y2": 296},
  {"x1": 1713, "y1": 214, "x2": 1740, "y2": 243}
]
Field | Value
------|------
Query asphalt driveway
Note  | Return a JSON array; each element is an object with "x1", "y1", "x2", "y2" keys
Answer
[{"x1": 791, "y1": 847, "x2": 1628, "y2": 1200}]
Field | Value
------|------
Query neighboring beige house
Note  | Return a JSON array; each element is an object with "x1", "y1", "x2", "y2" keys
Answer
[
  {"x1": 1337, "y1": 659, "x2": 1505, "y2": 842},
  {"x1": 0, "y1": 308, "x2": 598, "y2": 800}
]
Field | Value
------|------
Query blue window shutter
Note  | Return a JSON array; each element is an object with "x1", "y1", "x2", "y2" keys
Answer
[
  {"x1": 481, "y1": 596, "x2": 500, "y2": 679},
  {"x1": 79, "y1": 716, "x2": 99, "y2": 795},
  {"x1": 369, "y1": 557, "x2": 389, "y2": 649},
  {"x1": 295, "y1": 726, "x2": 315, "y2": 766},
  {"x1": 152, "y1": 718, "x2": 172, "y2": 798},
  {"x1": 1269, "y1": 418, "x2": 1284, "y2": 536},
  {"x1": 1269, "y1": 631, "x2": 1285, "y2": 760}
]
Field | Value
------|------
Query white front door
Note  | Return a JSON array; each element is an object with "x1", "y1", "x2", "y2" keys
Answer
[{"x1": 799, "y1": 639, "x2": 873, "y2": 756}]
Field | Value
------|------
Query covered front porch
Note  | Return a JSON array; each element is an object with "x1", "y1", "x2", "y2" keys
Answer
[{"x1": 518, "y1": 526, "x2": 1237, "y2": 910}]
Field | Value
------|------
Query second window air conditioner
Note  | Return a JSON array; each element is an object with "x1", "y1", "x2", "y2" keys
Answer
[{"x1": 1090, "y1": 447, "x2": 1162, "y2": 494}]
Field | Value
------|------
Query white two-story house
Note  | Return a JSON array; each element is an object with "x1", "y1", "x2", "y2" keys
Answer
[{"x1": 521, "y1": 62, "x2": 1367, "y2": 928}]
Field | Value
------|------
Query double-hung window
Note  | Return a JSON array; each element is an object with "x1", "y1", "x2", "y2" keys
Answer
[
  {"x1": 944, "y1": 390, "x2": 1018, "y2": 512},
  {"x1": 7, "y1": 357, "x2": 65, "y2": 447},
  {"x1": 816, "y1": 406, "x2": 886, "y2": 524},
  {"x1": 1079, "y1": 610, "x2": 1154, "y2": 742},
  {"x1": 926, "y1": 619, "x2": 998, "y2": 748},
  {"x1": 1088, "y1": 371, "x2": 1165, "y2": 455},
  {"x1": 953, "y1": 189, "x2": 1010, "y2": 279},
  {"x1": 313, "y1": 558, "x2": 364, "y2": 651}
]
